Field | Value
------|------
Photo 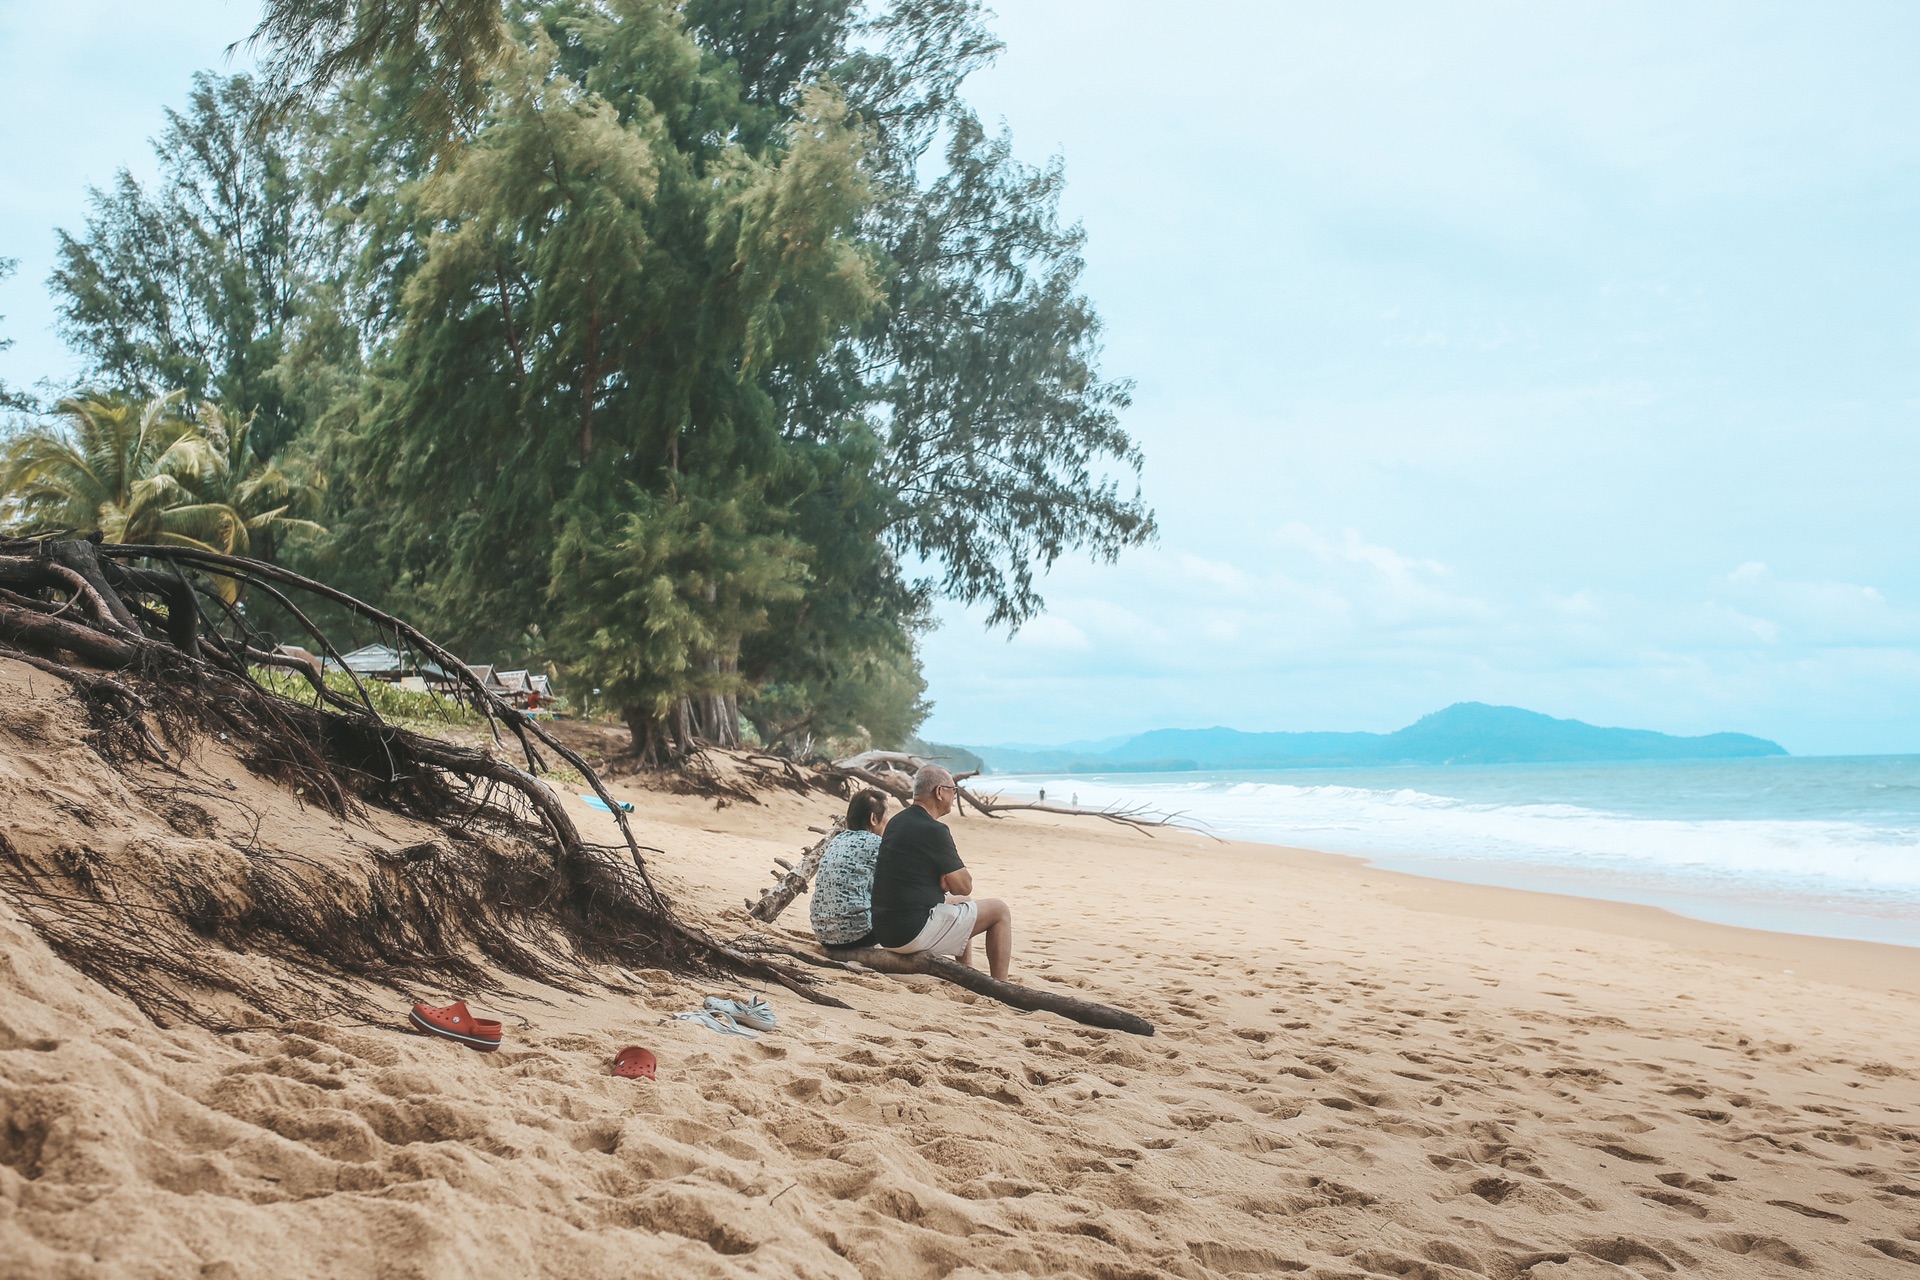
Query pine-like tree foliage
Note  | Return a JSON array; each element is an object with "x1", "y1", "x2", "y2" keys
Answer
[
  {"x1": 858, "y1": 112, "x2": 1150, "y2": 627},
  {"x1": 95, "y1": 0, "x2": 1157, "y2": 761},
  {"x1": 249, "y1": 0, "x2": 511, "y2": 144},
  {"x1": 327, "y1": 15, "x2": 887, "y2": 758},
  {"x1": 50, "y1": 74, "x2": 316, "y2": 460},
  {"x1": 0, "y1": 258, "x2": 30, "y2": 413},
  {"x1": 549, "y1": 476, "x2": 809, "y2": 760}
]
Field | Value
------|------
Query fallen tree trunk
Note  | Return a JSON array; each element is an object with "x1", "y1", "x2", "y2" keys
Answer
[
  {"x1": 824, "y1": 946, "x2": 1154, "y2": 1037},
  {"x1": 832, "y1": 762, "x2": 912, "y2": 802},
  {"x1": 831, "y1": 749, "x2": 924, "y2": 773}
]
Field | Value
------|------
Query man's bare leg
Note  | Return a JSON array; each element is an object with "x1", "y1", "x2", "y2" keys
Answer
[
  {"x1": 947, "y1": 894, "x2": 976, "y2": 969},
  {"x1": 967, "y1": 898, "x2": 1013, "y2": 981}
]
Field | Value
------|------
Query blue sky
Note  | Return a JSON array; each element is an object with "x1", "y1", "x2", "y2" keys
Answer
[{"x1": 3, "y1": 3, "x2": 1918, "y2": 754}]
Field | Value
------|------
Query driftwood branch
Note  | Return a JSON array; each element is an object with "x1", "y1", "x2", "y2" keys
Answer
[
  {"x1": 831, "y1": 749, "x2": 922, "y2": 773},
  {"x1": 825, "y1": 947, "x2": 1154, "y2": 1036},
  {"x1": 832, "y1": 762, "x2": 911, "y2": 801},
  {"x1": 729, "y1": 935, "x2": 865, "y2": 971},
  {"x1": 746, "y1": 819, "x2": 844, "y2": 922},
  {"x1": 816, "y1": 749, "x2": 1185, "y2": 837},
  {"x1": 954, "y1": 788, "x2": 1192, "y2": 836}
]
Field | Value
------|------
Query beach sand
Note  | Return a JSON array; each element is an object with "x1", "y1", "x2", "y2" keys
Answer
[{"x1": 2, "y1": 665, "x2": 1918, "y2": 1276}]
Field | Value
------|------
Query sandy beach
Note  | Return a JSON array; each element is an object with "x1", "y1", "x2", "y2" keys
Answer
[{"x1": 3, "y1": 661, "x2": 1919, "y2": 1278}]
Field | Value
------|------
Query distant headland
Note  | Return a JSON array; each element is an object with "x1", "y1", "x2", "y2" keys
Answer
[{"x1": 939, "y1": 703, "x2": 1788, "y2": 775}]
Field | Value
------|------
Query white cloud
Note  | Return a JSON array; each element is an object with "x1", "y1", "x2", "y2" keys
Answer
[
  {"x1": 1708, "y1": 562, "x2": 1902, "y2": 646},
  {"x1": 1007, "y1": 615, "x2": 1092, "y2": 652},
  {"x1": 1275, "y1": 522, "x2": 1446, "y2": 578}
]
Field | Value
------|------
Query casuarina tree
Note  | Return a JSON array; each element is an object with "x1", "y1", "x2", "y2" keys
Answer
[
  {"x1": 50, "y1": 73, "x2": 320, "y2": 463},
  {"x1": 171, "y1": 0, "x2": 1158, "y2": 761}
]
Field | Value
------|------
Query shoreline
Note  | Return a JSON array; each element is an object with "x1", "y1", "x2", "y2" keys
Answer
[
  {"x1": 1273, "y1": 838, "x2": 1920, "y2": 995},
  {"x1": 978, "y1": 761, "x2": 1920, "y2": 954},
  {"x1": 9, "y1": 700, "x2": 1920, "y2": 1277}
]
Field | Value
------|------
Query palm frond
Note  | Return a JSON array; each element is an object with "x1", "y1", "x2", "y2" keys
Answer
[{"x1": 2, "y1": 393, "x2": 326, "y2": 558}]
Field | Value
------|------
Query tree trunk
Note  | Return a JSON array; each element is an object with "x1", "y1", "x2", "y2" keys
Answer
[
  {"x1": 719, "y1": 641, "x2": 741, "y2": 746},
  {"x1": 624, "y1": 703, "x2": 690, "y2": 768},
  {"x1": 672, "y1": 696, "x2": 693, "y2": 752},
  {"x1": 708, "y1": 642, "x2": 741, "y2": 748},
  {"x1": 706, "y1": 690, "x2": 738, "y2": 747},
  {"x1": 822, "y1": 947, "x2": 1154, "y2": 1036}
]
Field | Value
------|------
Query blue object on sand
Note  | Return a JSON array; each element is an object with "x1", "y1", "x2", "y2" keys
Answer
[{"x1": 578, "y1": 793, "x2": 635, "y2": 813}]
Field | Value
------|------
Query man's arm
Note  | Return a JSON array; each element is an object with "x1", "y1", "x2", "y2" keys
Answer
[{"x1": 941, "y1": 867, "x2": 973, "y2": 896}]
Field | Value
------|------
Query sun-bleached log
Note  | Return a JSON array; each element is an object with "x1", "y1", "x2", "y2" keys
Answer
[
  {"x1": 833, "y1": 763, "x2": 912, "y2": 801},
  {"x1": 747, "y1": 819, "x2": 845, "y2": 923},
  {"x1": 824, "y1": 946, "x2": 1154, "y2": 1037},
  {"x1": 831, "y1": 749, "x2": 925, "y2": 773}
]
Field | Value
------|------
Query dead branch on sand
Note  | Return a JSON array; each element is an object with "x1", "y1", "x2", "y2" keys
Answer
[
  {"x1": 823, "y1": 947, "x2": 1154, "y2": 1036},
  {"x1": 954, "y1": 790, "x2": 1198, "y2": 836},
  {"x1": 820, "y1": 750, "x2": 1188, "y2": 835},
  {"x1": 724, "y1": 930, "x2": 1153, "y2": 1035},
  {"x1": 745, "y1": 820, "x2": 845, "y2": 923}
]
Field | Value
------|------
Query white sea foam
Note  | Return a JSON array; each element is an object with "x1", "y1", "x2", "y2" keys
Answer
[{"x1": 990, "y1": 764, "x2": 1920, "y2": 929}]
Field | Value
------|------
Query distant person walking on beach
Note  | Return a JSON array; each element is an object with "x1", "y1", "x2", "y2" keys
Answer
[
  {"x1": 809, "y1": 789, "x2": 890, "y2": 947},
  {"x1": 870, "y1": 765, "x2": 1015, "y2": 980}
]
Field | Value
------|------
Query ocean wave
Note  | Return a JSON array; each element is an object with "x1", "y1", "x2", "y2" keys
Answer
[{"x1": 991, "y1": 771, "x2": 1920, "y2": 897}]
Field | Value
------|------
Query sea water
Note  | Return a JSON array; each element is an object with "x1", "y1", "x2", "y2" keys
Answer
[{"x1": 986, "y1": 756, "x2": 1920, "y2": 947}]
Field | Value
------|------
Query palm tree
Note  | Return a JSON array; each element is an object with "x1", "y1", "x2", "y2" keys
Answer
[
  {"x1": 0, "y1": 391, "x2": 195, "y2": 541},
  {"x1": 158, "y1": 402, "x2": 325, "y2": 561},
  {"x1": 0, "y1": 392, "x2": 323, "y2": 562}
]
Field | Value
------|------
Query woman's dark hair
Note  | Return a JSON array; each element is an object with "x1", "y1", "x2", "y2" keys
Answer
[{"x1": 846, "y1": 789, "x2": 889, "y2": 832}]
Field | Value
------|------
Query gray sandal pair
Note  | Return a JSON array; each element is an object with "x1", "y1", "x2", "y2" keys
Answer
[{"x1": 672, "y1": 995, "x2": 777, "y2": 1038}]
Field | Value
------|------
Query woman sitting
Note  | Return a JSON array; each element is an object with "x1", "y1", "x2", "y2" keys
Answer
[{"x1": 810, "y1": 789, "x2": 890, "y2": 948}]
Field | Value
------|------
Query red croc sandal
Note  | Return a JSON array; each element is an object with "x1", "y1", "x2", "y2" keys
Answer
[
  {"x1": 613, "y1": 1046, "x2": 656, "y2": 1079},
  {"x1": 409, "y1": 1000, "x2": 503, "y2": 1052}
]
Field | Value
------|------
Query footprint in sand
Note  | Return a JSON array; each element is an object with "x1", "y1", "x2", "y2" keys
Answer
[
  {"x1": 1767, "y1": 1198, "x2": 1849, "y2": 1223},
  {"x1": 1712, "y1": 1232, "x2": 1814, "y2": 1269},
  {"x1": 1637, "y1": 1188, "x2": 1724, "y2": 1220},
  {"x1": 1867, "y1": 1238, "x2": 1920, "y2": 1266}
]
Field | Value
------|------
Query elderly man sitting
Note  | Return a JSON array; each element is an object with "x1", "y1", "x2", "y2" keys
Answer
[{"x1": 868, "y1": 764, "x2": 1015, "y2": 981}]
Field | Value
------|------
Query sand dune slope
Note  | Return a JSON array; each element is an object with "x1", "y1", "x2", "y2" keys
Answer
[{"x1": 1, "y1": 661, "x2": 1918, "y2": 1277}]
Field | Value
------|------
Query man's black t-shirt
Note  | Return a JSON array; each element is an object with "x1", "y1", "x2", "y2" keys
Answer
[{"x1": 869, "y1": 804, "x2": 965, "y2": 947}]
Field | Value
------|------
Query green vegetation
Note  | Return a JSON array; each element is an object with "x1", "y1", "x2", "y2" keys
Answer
[
  {"x1": 52, "y1": 74, "x2": 320, "y2": 461},
  {"x1": 4, "y1": 1, "x2": 1153, "y2": 764},
  {"x1": 0, "y1": 393, "x2": 324, "y2": 563},
  {"x1": 0, "y1": 258, "x2": 30, "y2": 412},
  {"x1": 250, "y1": 666, "x2": 485, "y2": 730}
]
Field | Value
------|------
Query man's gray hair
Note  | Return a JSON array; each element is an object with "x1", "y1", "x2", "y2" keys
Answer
[{"x1": 911, "y1": 764, "x2": 954, "y2": 799}]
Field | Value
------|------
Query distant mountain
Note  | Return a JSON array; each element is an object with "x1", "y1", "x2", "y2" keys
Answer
[
  {"x1": 903, "y1": 736, "x2": 985, "y2": 775},
  {"x1": 966, "y1": 703, "x2": 1787, "y2": 774}
]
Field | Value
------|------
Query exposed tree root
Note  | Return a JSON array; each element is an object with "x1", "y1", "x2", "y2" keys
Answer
[{"x1": 0, "y1": 536, "x2": 842, "y2": 1023}]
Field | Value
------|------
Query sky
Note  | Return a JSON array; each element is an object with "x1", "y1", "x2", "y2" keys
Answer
[{"x1": 3, "y1": 3, "x2": 1918, "y2": 755}]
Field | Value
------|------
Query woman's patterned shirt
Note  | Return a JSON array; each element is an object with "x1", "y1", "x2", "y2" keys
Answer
[{"x1": 809, "y1": 829, "x2": 882, "y2": 945}]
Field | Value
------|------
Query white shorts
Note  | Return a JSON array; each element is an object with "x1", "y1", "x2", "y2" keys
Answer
[{"x1": 886, "y1": 901, "x2": 978, "y2": 959}]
